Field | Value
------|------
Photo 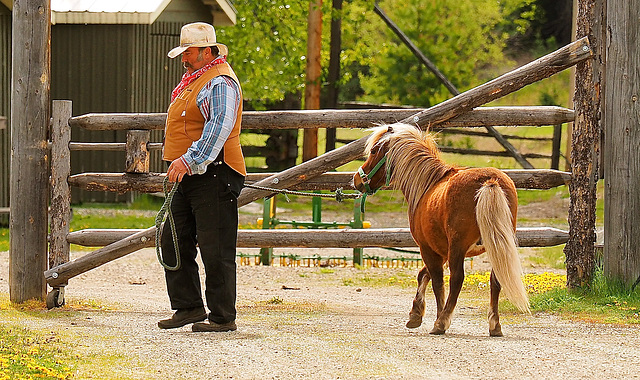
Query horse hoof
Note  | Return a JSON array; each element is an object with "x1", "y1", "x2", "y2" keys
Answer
[
  {"x1": 406, "y1": 318, "x2": 422, "y2": 329},
  {"x1": 489, "y1": 328, "x2": 503, "y2": 337},
  {"x1": 429, "y1": 327, "x2": 446, "y2": 335}
]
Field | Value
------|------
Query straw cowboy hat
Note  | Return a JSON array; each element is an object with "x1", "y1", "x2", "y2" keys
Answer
[{"x1": 168, "y1": 22, "x2": 229, "y2": 59}]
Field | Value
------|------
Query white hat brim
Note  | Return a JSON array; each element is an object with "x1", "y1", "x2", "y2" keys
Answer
[{"x1": 168, "y1": 43, "x2": 229, "y2": 59}]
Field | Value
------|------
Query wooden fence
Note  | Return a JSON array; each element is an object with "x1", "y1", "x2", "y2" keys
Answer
[
  {"x1": 45, "y1": 37, "x2": 592, "y2": 303},
  {"x1": 46, "y1": 103, "x2": 574, "y2": 287}
]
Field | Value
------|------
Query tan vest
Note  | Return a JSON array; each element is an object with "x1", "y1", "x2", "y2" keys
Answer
[{"x1": 163, "y1": 63, "x2": 246, "y2": 176}]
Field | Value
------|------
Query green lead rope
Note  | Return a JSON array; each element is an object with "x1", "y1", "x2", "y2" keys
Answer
[{"x1": 155, "y1": 177, "x2": 181, "y2": 271}]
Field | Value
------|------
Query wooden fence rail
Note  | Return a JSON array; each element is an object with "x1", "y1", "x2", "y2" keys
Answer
[
  {"x1": 66, "y1": 227, "x2": 568, "y2": 248},
  {"x1": 45, "y1": 227, "x2": 569, "y2": 287},
  {"x1": 67, "y1": 169, "x2": 571, "y2": 194},
  {"x1": 68, "y1": 106, "x2": 575, "y2": 131}
]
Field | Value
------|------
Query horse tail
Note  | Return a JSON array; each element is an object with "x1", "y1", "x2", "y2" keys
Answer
[{"x1": 475, "y1": 179, "x2": 530, "y2": 314}]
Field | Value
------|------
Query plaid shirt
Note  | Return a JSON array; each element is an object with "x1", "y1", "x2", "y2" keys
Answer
[{"x1": 179, "y1": 73, "x2": 241, "y2": 176}]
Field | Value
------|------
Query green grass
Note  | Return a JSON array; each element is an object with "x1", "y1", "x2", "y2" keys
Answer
[
  {"x1": 0, "y1": 229, "x2": 7, "y2": 251},
  {"x1": 269, "y1": 189, "x2": 406, "y2": 215},
  {"x1": 530, "y1": 271, "x2": 640, "y2": 325},
  {"x1": 527, "y1": 245, "x2": 566, "y2": 269},
  {"x1": 341, "y1": 270, "x2": 417, "y2": 289},
  {"x1": 517, "y1": 186, "x2": 569, "y2": 206},
  {"x1": 74, "y1": 194, "x2": 164, "y2": 211},
  {"x1": 0, "y1": 296, "x2": 154, "y2": 379},
  {"x1": 69, "y1": 212, "x2": 155, "y2": 232},
  {"x1": 0, "y1": 325, "x2": 76, "y2": 379}
]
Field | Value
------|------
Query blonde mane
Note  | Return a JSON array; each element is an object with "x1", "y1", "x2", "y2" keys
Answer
[{"x1": 366, "y1": 123, "x2": 453, "y2": 214}]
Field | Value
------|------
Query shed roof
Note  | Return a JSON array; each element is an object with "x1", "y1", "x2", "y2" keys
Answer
[{"x1": 0, "y1": 0, "x2": 236, "y2": 25}]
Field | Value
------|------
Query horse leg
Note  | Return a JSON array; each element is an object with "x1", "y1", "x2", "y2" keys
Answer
[
  {"x1": 420, "y1": 251, "x2": 446, "y2": 332},
  {"x1": 406, "y1": 265, "x2": 431, "y2": 328},
  {"x1": 488, "y1": 269, "x2": 503, "y2": 337},
  {"x1": 430, "y1": 250, "x2": 465, "y2": 335}
]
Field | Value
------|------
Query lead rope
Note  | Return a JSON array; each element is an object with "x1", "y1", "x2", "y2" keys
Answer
[
  {"x1": 155, "y1": 178, "x2": 365, "y2": 271},
  {"x1": 155, "y1": 177, "x2": 181, "y2": 271}
]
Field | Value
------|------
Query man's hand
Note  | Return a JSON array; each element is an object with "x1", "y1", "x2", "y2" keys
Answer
[{"x1": 167, "y1": 158, "x2": 189, "y2": 182}]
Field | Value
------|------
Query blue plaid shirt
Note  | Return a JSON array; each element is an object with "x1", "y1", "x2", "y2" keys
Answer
[{"x1": 180, "y1": 73, "x2": 241, "y2": 175}]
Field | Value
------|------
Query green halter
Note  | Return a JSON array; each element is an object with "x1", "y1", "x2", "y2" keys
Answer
[{"x1": 357, "y1": 154, "x2": 391, "y2": 195}]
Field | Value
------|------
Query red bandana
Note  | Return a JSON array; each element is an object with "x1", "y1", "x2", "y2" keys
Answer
[{"x1": 170, "y1": 55, "x2": 227, "y2": 102}]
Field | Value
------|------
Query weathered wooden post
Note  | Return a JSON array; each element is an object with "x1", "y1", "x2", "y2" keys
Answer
[
  {"x1": 564, "y1": 0, "x2": 605, "y2": 288},
  {"x1": 603, "y1": 0, "x2": 640, "y2": 287},
  {"x1": 48, "y1": 100, "x2": 72, "y2": 307},
  {"x1": 303, "y1": 0, "x2": 322, "y2": 162},
  {"x1": 125, "y1": 130, "x2": 150, "y2": 173},
  {"x1": 10, "y1": 0, "x2": 51, "y2": 302}
]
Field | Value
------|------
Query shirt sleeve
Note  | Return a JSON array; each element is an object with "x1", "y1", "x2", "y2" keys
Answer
[{"x1": 180, "y1": 75, "x2": 241, "y2": 175}]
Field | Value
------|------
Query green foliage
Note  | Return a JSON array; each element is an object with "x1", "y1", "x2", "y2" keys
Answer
[
  {"x1": 359, "y1": 0, "x2": 507, "y2": 106},
  {"x1": 218, "y1": 0, "x2": 539, "y2": 108},
  {"x1": 217, "y1": 0, "x2": 315, "y2": 107}
]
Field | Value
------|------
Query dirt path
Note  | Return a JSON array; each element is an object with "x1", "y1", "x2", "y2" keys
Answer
[{"x1": 0, "y1": 246, "x2": 638, "y2": 379}]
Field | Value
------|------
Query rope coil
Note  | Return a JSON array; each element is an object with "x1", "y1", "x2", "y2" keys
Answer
[{"x1": 155, "y1": 177, "x2": 181, "y2": 271}]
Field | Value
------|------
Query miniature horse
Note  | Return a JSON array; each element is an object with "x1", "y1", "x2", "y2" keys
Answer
[{"x1": 353, "y1": 123, "x2": 529, "y2": 336}]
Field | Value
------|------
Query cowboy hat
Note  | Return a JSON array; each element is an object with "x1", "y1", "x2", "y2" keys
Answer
[{"x1": 167, "y1": 22, "x2": 229, "y2": 59}]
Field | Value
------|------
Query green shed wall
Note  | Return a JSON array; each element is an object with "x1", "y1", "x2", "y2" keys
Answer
[
  {"x1": 51, "y1": 22, "x2": 184, "y2": 203},
  {"x1": 0, "y1": 5, "x2": 11, "y2": 226}
]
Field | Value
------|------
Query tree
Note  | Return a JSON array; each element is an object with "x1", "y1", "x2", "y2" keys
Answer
[
  {"x1": 220, "y1": 0, "x2": 538, "y2": 109},
  {"x1": 217, "y1": 0, "x2": 322, "y2": 109},
  {"x1": 354, "y1": 0, "x2": 536, "y2": 107}
]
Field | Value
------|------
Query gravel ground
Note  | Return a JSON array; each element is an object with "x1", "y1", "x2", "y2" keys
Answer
[
  {"x1": 2, "y1": 200, "x2": 638, "y2": 379},
  {"x1": 1, "y1": 244, "x2": 639, "y2": 379}
]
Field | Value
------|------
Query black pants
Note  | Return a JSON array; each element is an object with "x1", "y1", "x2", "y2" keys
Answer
[{"x1": 161, "y1": 162, "x2": 244, "y2": 324}]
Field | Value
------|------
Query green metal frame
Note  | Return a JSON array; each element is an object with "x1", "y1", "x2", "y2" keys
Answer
[{"x1": 259, "y1": 194, "x2": 366, "y2": 266}]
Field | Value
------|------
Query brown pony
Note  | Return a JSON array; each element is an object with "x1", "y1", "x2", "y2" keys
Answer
[{"x1": 353, "y1": 123, "x2": 529, "y2": 336}]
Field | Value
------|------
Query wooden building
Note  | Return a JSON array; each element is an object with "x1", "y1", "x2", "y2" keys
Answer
[{"x1": 0, "y1": 0, "x2": 237, "y2": 224}]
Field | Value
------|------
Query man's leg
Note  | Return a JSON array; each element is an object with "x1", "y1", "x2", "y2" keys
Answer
[
  {"x1": 191, "y1": 165, "x2": 240, "y2": 325},
  {"x1": 160, "y1": 181, "x2": 204, "y2": 310}
]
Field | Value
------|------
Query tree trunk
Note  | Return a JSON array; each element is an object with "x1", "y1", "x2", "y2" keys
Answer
[
  {"x1": 303, "y1": 0, "x2": 322, "y2": 161},
  {"x1": 565, "y1": 0, "x2": 604, "y2": 289}
]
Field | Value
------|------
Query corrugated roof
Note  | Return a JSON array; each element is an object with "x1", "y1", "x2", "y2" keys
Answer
[
  {"x1": 52, "y1": 0, "x2": 167, "y2": 13},
  {"x1": 2, "y1": 0, "x2": 237, "y2": 25},
  {"x1": 51, "y1": 0, "x2": 171, "y2": 24}
]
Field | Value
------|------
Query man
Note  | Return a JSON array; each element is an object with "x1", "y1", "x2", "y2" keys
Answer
[{"x1": 158, "y1": 22, "x2": 245, "y2": 333}]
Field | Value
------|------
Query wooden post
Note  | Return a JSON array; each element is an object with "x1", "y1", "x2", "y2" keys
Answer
[
  {"x1": 565, "y1": 0, "x2": 604, "y2": 289},
  {"x1": 125, "y1": 130, "x2": 150, "y2": 173},
  {"x1": 303, "y1": 0, "x2": 322, "y2": 162},
  {"x1": 551, "y1": 124, "x2": 562, "y2": 170},
  {"x1": 325, "y1": 0, "x2": 342, "y2": 152},
  {"x1": 9, "y1": 0, "x2": 51, "y2": 302},
  {"x1": 49, "y1": 101, "x2": 72, "y2": 274},
  {"x1": 603, "y1": 0, "x2": 640, "y2": 287}
]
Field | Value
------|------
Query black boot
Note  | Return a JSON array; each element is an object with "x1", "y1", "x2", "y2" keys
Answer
[{"x1": 158, "y1": 307, "x2": 207, "y2": 329}]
